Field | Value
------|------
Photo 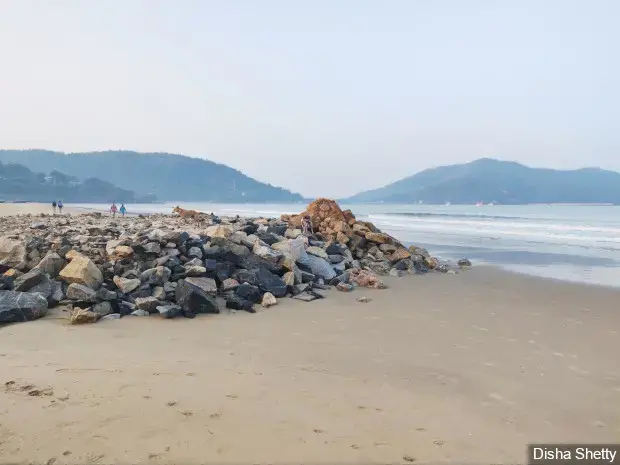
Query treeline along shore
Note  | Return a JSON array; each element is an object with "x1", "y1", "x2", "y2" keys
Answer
[{"x1": 0, "y1": 199, "x2": 471, "y2": 324}]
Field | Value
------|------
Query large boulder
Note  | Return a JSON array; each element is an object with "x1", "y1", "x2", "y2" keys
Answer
[
  {"x1": 206, "y1": 225, "x2": 233, "y2": 239},
  {"x1": 59, "y1": 255, "x2": 103, "y2": 289},
  {"x1": 256, "y1": 268, "x2": 287, "y2": 298},
  {"x1": 0, "y1": 237, "x2": 27, "y2": 268},
  {"x1": 13, "y1": 268, "x2": 46, "y2": 292},
  {"x1": 306, "y1": 254, "x2": 336, "y2": 281},
  {"x1": 70, "y1": 307, "x2": 99, "y2": 324},
  {"x1": 175, "y1": 278, "x2": 219, "y2": 316},
  {"x1": 135, "y1": 297, "x2": 164, "y2": 313},
  {"x1": 34, "y1": 252, "x2": 65, "y2": 278},
  {"x1": 184, "y1": 277, "x2": 217, "y2": 297},
  {"x1": 252, "y1": 241, "x2": 283, "y2": 263},
  {"x1": 0, "y1": 291, "x2": 48, "y2": 323},
  {"x1": 235, "y1": 282, "x2": 261, "y2": 303},
  {"x1": 350, "y1": 268, "x2": 386, "y2": 289}
]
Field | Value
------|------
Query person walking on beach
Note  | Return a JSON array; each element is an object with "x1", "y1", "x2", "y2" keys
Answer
[
  {"x1": 52, "y1": 200, "x2": 57, "y2": 214},
  {"x1": 57, "y1": 200, "x2": 63, "y2": 214},
  {"x1": 110, "y1": 203, "x2": 118, "y2": 218},
  {"x1": 119, "y1": 204, "x2": 127, "y2": 217}
]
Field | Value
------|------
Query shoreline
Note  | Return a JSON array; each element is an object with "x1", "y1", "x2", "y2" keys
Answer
[{"x1": 2, "y1": 203, "x2": 617, "y2": 290}]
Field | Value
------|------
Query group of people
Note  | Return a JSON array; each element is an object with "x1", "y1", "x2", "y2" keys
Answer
[
  {"x1": 109, "y1": 203, "x2": 127, "y2": 217},
  {"x1": 51, "y1": 200, "x2": 64, "y2": 214}
]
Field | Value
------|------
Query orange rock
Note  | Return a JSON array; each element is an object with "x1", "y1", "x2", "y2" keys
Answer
[
  {"x1": 350, "y1": 268, "x2": 386, "y2": 289},
  {"x1": 365, "y1": 232, "x2": 391, "y2": 244}
]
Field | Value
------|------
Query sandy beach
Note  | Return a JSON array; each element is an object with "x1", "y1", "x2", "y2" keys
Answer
[
  {"x1": 0, "y1": 203, "x2": 80, "y2": 217},
  {"x1": 1, "y1": 264, "x2": 619, "y2": 464}
]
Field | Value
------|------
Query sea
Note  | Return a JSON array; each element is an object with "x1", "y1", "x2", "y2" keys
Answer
[{"x1": 72, "y1": 202, "x2": 620, "y2": 288}]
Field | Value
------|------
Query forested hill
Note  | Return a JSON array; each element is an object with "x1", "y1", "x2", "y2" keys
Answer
[
  {"x1": 345, "y1": 158, "x2": 620, "y2": 205},
  {"x1": 0, "y1": 161, "x2": 153, "y2": 203},
  {"x1": 0, "y1": 150, "x2": 303, "y2": 203}
]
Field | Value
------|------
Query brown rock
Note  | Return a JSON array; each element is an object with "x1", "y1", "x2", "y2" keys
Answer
[
  {"x1": 113, "y1": 246, "x2": 134, "y2": 258},
  {"x1": 59, "y1": 255, "x2": 104, "y2": 289},
  {"x1": 424, "y1": 257, "x2": 439, "y2": 269},
  {"x1": 350, "y1": 268, "x2": 386, "y2": 289},
  {"x1": 365, "y1": 232, "x2": 391, "y2": 244},
  {"x1": 0, "y1": 237, "x2": 26, "y2": 268},
  {"x1": 70, "y1": 308, "x2": 99, "y2": 324},
  {"x1": 390, "y1": 247, "x2": 411, "y2": 263}
]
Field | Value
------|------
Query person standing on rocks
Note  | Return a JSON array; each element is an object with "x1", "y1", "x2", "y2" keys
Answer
[
  {"x1": 57, "y1": 200, "x2": 63, "y2": 214},
  {"x1": 110, "y1": 203, "x2": 118, "y2": 217},
  {"x1": 120, "y1": 204, "x2": 127, "y2": 217},
  {"x1": 302, "y1": 215, "x2": 314, "y2": 237},
  {"x1": 52, "y1": 200, "x2": 57, "y2": 214}
]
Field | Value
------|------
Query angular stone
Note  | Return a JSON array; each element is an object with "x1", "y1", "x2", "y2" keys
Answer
[
  {"x1": 92, "y1": 301, "x2": 113, "y2": 316},
  {"x1": 294, "y1": 292, "x2": 317, "y2": 302},
  {"x1": 49, "y1": 281, "x2": 65, "y2": 305},
  {"x1": 97, "y1": 287, "x2": 118, "y2": 301},
  {"x1": 130, "y1": 309, "x2": 150, "y2": 317},
  {"x1": 458, "y1": 258, "x2": 472, "y2": 268},
  {"x1": 140, "y1": 266, "x2": 171, "y2": 285},
  {"x1": 163, "y1": 281, "x2": 177, "y2": 293},
  {"x1": 235, "y1": 282, "x2": 261, "y2": 303},
  {"x1": 157, "y1": 304, "x2": 182, "y2": 319},
  {"x1": 101, "y1": 313, "x2": 121, "y2": 321},
  {"x1": 282, "y1": 271, "x2": 295, "y2": 286},
  {"x1": 261, "y1": 292, "x2": 277, "y2": 308},
  {"x1": 252, "y1": 241, "x2": 283, "y2": 263},
  {"x1": 184, "y1": 265, "x2": 207, "y2": 277},
  {"x1": 113, "y1": 245, "x2": 134, "y2": 258},
  {"x1": 225, "y1": 295, "x2": 255, "y2": 313},
  {"x1": 0, "y1": 237, "x2": 26, "y2": 268},
  {"x1": 135, "y1": 297, "x2": 163, "y2": 313},
  {"x1": 59, "y1": 255, "x2": 103, "y2": 289},
  {"x1": 143, "y1": 242, "x2": 161, "y2": 254},
  {"x1": 70, "y1": 307, "x2": 99, "y2": 324},
  {"x1": 152, "y1": 286, "x2": 166, "y2": 300},
  {"x1": 220, "y1": 278, "x2": 239, "y2": 292},
  {"x1": 306, "y1": 246, "x2": 328, "y2": 260},
  {"x1": 336, "y1": 282, "x2": 354, "y2": 292},
  {"x1": 113, "y1": 276, "x2": 141, "y2": 294},
  {"x1": 34, "y1": 252, "x2": 65, "y2": 278},
  {"x1": 0, "y1": 291, "x2": 48, "y2": 323},
  {"x1": 175, "y1": 278, "x2": 219, "y2": 316},
  {"x1": 256, "y1": 268, "x2": 287, "y2": 298},
  {"x1": 306, "y1": 254, "x2": 336, "y2": 281},
  {"x1": 13, "y1": 268, "x2": 45, "y2": 292},
  {"x1": 66, "y1": 283, "x2": 97, "y2": 302},
  {"x1": 206, "y1": 225, "x2": 233, "y2": 238},
  {"x1": 184, "y1": 277, "x2": 217, "y2": 296},
  {"x1": 390, "y1": 247, "x2": 411, "y2": 263}
]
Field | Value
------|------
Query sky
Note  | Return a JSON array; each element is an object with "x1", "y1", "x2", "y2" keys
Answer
[{"x1": 0, "y1": 0, "x2": 618, "y2": 198}]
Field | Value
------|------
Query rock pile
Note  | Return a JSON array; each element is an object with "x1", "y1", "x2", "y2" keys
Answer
[{"x1": 0, "y1": 200, "x2": 469, "y2": 325}]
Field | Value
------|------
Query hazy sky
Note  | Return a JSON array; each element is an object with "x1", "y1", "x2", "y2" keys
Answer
[{"x1": 0, "y1": 0, "x2": 618, "y2": 197}]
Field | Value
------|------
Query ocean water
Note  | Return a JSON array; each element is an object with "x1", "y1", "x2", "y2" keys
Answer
[{"x1": 72, "y1": 202, "x2": 620, "y2": 288}]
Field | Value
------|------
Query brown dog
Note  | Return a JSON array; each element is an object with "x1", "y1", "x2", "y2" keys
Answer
[{"x1": 173, "y1": 206, "x2": 200, "y2": 219}]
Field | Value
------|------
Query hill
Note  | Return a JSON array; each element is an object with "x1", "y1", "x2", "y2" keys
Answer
[
  {"x1": 0, "y1": 150, "x2": 303, "y2": 203},
  {"x1": 345, "y1": 158, "x2": 620, "y2": 205},
  {"x1": 0, "y1": 161, "x2": 155, "y2": 203}
]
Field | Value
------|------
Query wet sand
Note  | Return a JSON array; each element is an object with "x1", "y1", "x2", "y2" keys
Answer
[{"x1": 1, "y1": 267, "x2": 618, "y2": 464}]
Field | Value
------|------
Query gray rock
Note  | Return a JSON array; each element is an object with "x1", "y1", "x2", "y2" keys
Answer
[
  {"x1": 92, "y1": 301, "x2": 113, "y2": 316},
  {"x1": 458, "y1": 258, "x2": 472, "y2": 268},
  {"x1": 66, "y1": 283, "x2": 98, "y2": 302},
  {"x1": 135, "y1": 297, "x2": 163, "y2": 313},
  {"x1": 49, "y1": 281, "x2": 65, "y2": 305},
  {"x1": 152, "y1": 286, "x2": 166, "y2": 300},
  {"x1": 256, "y1": 268, "x2": 287, "y2": 298},
  {"x1": 13, "y1": 268, "x2": 46, "y2": 292},
  {"x1": 157, "y1": 304, "x2": 182, "y2": 319},
  {"x1": 113, "y1": 276, "x2": 141, "y2": 294},
  {"x1": 140, "y1": 266, "x2": 171, "y2": 285},
  {"x1": 175, "y1": 278, "x2": 219, "y2": 316},
  {"x1": 97, "y1": 287, "x2": 118, "y2": 301},
  {"x1": 293, "y1": 292, "x2": 317, "y2": 302},
  {"x1": 306, "y1": 254, "x2": 336, "y2": 281},
  {"x1": 101, "y1": 313, "x2": 121, "y2": 321},
  {"x1": 0, "y1": 291, "x2": 48, "y2": 323},
  {"x1": 163, "y1": 281, "x2": 177, "y2": 293},
  {"x1": 143, "y1": 242, "x2": 162, "y2": 254},
  {"x1": 130, "y1": 309, "x2": 150, "y2": 317},
  {"x1": 188, "y1": 246, "x2": 203, "y2": 259},
  {"x1": 306, "y1": 246, "x2": 328, "y2": 260},
  {"x1": 184, "y1": 277, "x2": 217, "y2": 296},
  {"x1": 35, "y1": 252, "x2": 64, "y2": 278}
]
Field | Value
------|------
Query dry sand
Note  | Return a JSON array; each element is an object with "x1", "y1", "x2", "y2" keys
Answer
[
  {"x1": 1, "y1": 266, "x2": 619, "y2": 464},
  {"x1": 0, "y1": 203, "x2": 80, "y2": 217}
]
